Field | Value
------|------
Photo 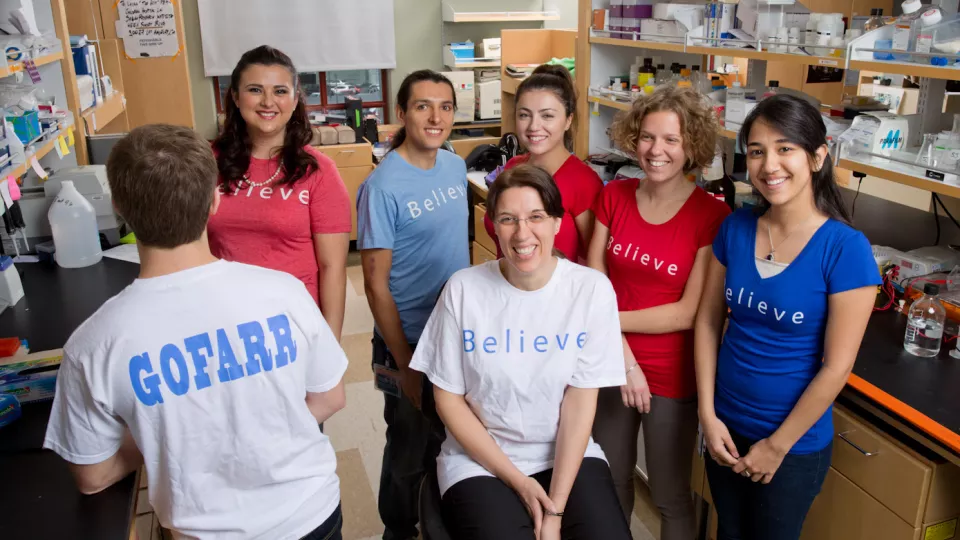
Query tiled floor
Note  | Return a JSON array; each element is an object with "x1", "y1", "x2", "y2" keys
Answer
[{"x1": 328, "y1": 260, "x2": 660, "y2": 539}]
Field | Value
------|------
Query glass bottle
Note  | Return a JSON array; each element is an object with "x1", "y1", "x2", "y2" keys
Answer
[
  {"x1": 904, "y1": 283, "x2": 946, "y2": 357},
  {"x1": 864, "y1": 8, "x2": 885, "y2": 32}
]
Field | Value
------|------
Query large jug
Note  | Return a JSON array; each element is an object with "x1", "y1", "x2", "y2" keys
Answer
[{"x1": 48, "y1": 180, "x2": 102, "y2": 268}]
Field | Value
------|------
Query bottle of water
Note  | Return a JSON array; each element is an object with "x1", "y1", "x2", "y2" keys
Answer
[
  {"x1": 904, "y1": 283, "x2": 946, "y2": 357},
  {"x1": 48, "y1": 180, "x2": 102, "y2": 268}
]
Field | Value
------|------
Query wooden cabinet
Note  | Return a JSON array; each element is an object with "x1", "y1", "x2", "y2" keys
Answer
[
  {"x1": 313, "y1": 143, "x2": 374, "y2": 241},
  {"x1": 799, "y1": 405, "x2": 960, "y2": 540},
  {"x1": 472, "y1": 241, "x2": 496, "y2": 266}
]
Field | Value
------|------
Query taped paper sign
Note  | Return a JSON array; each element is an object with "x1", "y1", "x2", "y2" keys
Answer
[
  {"x1": 30, "y1": 156, "x2": 47, "y2": 179},
  {"x1": 58, "y1": 136, "x2": 70, "y2": 156},
  {"x1": 116, "y1": 0, "x2": 179, "y2": 59},
  {"x1": 66, "y1": 127, "x2": 75, "y2": 146}
]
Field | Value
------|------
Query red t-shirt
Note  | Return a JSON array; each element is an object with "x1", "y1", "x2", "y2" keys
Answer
[
  {"x1": 208, "y1": 146, "x2": 352, "y2": 304},
  {"x1": 594, "y1": 178, "x2": 730, "y2": 398},
  {"x1": 484, "y1": 154, "x2": 603, "y2": 261}
]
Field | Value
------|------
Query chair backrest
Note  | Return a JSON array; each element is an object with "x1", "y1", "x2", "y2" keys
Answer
[{"x1": 418, "y1": 470, "x2": 453, "y2": 540}]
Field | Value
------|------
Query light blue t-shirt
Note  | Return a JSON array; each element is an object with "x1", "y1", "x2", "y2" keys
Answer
[
  {"x1": 357, "y1": 150, "x2": 470, "y2": 343},
  {"x1": 712, "y1": 209, "x2": 881, "y2": 454}
]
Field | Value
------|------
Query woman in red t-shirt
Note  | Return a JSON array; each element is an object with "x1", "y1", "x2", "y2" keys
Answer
[
  {"x1": 587, "y1": 86, "x2": 731, "y2": 539},
  {"x1": 484, "y1": 65, "x2": 602, "y2": 262},
  {"x1": 209, "y1": 46, "x2": 351, "y2": 338}
]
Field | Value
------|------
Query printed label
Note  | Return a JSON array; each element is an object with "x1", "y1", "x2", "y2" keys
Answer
[
  {"x1": 924, "y1": 518, "x2": 957, "y2": 540},
  {"x1": 892, "y1": 25, "x2": 911, "y2": 51},
  {"x1": 917, "y1": 34, "x2": 933, "y2": 53},
  {"x1": 818, "y1": 59, "x2": 839, "y2": 66}
]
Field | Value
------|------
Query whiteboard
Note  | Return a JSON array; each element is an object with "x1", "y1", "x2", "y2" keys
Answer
[{"x1": 197, "y1": 0, "x2": 396, "y2": 77}]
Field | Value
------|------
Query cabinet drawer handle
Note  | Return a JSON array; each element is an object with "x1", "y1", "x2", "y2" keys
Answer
[
  {"x1": 838, "y1": 431, "x2": 879, "y2": 457},
  {"x1": 337, "y1": 150, "x2": 356, "y2": 155}
]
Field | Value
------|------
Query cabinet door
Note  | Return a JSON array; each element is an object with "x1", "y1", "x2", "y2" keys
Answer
[
  {"x1": 339, "y1": 165, "x2": 373, "y2": 241},
  {"x1": 800, "y1": 467, "x2": 919, "y2": 540}
]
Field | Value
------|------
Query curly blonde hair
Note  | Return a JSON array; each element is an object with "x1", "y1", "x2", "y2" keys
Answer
[{"x1": 610, "y1": 85, "x2": 719, "y2": 173}]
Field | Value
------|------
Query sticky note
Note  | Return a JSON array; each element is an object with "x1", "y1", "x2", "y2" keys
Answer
[
  {"x1": 30, "y1": 156, "x2": 47, "y2": 179},
  {"x1": 0, "y1": 180, "x2": 12, "y2": 208},
  {"x1": 66, "y1": 128, "x2": 75, "y2": 146},
  {"x1": 7, "y1": 175, "x2": 20, "y2": 201},
  {"x1": 58, "y1": 136, "x2": 70, "y2": 156},
  {"x1": 54, "y1": 138, "x2": 63, "y2": 158}
]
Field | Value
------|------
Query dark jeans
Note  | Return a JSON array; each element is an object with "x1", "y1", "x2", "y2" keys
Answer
[
  {"x1": 299, "y1": 504, "x2": 342, "y2": 540},
  {"x1": 440, "y1": 457, "x2": 632, "y2": 540},
  {"x1": 705, "y1": 430, "x2": 831, "y2": 540},
  {"x1": 373, "y1": 334, "x2": 445, "y2": 540}
]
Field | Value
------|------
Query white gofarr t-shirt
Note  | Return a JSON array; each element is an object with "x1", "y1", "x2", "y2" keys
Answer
[
  {"x1": 410, "y1": 259, "x2": 626, "y2": 495},
  {"x1": 43, "y1": 261, "x2": 347, "y2": 540}
]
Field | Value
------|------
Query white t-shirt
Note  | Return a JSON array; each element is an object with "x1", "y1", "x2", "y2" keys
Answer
[
  {"x1": 43, "y1": 261, "x2": 348, "y2": 540},
  {"x1": 410, "y1": 259, "x2": 626, "y2": 495}
]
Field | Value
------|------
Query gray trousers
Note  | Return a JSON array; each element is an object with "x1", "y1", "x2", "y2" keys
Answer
[{"x1": 592, "y1": 387, "x2": 700, "y2": 540}]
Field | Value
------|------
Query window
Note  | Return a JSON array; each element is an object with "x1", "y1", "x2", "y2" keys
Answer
[{"x1": 215, "y1": 69, "x2": 389, "y2": 121}]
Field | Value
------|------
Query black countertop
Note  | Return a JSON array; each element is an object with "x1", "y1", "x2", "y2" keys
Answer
[
  {"x1": 0, "y1": 258, "x2": 140, "y2": 540},
  {"x1": 850, "y1": 309, "x2": 960, "y2": 456}
]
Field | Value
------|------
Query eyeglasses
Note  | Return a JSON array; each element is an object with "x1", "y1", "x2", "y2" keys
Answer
[{"x1": 495, "y1": 214, "x2": 549, "y2": 228}]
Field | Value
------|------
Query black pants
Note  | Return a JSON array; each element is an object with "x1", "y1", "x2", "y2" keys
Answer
[
  {"x1": 440, "y1": 457, "x2": 632, "y2": 540},
  {"x1": 373, "y1": 334, "x2": 445, "y2": 540},
  {"x1": 299, "y1": 504, "x2": 342, "y2": 540},
  {"x1": 705, "y1": 430, "x2": 831, "y2": 540}
]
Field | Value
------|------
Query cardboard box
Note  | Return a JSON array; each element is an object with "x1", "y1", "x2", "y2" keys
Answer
[
  {"x1": 0, "y1": 349, "x2": 63, "y2": 403},
  {"x1": 442, "y1": 71, "x2": 475, "y2": 124},
  {"x1": 476, "y1": 80, "x2": 501, "y2": 120},
  {"x1": 841, "y1": 111, "x2": 909, "y2": 155}
]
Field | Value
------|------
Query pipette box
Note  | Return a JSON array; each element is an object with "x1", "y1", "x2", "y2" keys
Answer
[
  {"x1": 0, "y1": 349, "x2": 63, "y2": 404},
  {"x1": 6, "y1": 110, "x2": 40, "y2": 144}
]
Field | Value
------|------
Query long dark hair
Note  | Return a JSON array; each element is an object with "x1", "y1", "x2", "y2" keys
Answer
[
  {"x1": 390, "y1": 70, "x2": 457, "y2": 151},
  {"x1": 515, "y1": 64, "x2": 577, "y2": 152},
  {"x1": 739, "y1": 95, "x2": 851, "y2": 224},
  {"x1": 213, "y1": 45, "x2": 317, "y2": 191}
]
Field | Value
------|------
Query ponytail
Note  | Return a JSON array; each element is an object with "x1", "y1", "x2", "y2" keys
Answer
[{"x1": 516, "y1": 64, "x2": 577, "y2": 151}]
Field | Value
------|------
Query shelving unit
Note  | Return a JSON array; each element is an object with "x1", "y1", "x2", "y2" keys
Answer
[
  {"x1": 500, "y1": 28, "x2": 577, "y2": 135},
  {"x1": 454, "y1": 121, "x2": 503, "y2": 129},
  {"x1": 81, "y1": 92, "x2": 125, "y2": 135},
  {"x1": 442, "y1": 3, "x2": 560, "y2": 23},
  {"x1": 1, "y1": 130, "x2": 65, "y2": 179},
  {"x1": 0, "y1": 51, "x2": 64, "y2": 77},
  {"x1": 575, "y1": 0, "x2": 960, "y2": 200}
]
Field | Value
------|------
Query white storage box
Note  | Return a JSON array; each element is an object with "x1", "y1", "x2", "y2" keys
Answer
[
  {"x1": 640, "y1": 19, "x2": 685, "y2": 41},
  {"x1": 482, "y1": 38, "x2": 502, "y2": 58},
  {"x1": 442, "y1": 71, "x2": 475, "y2": 123},
  {"x1": 476, "y1": 80, "x2": 501, "y2": 120}
]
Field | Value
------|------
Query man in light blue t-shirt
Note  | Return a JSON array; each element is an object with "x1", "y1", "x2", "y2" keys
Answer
[{"x1": 357, "y1": 70, "x2": 468, "y2": 540}]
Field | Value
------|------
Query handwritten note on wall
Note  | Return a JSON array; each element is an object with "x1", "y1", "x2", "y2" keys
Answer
[{"x1": 116, "y1": 0, "x2": 179, "y2": 58}]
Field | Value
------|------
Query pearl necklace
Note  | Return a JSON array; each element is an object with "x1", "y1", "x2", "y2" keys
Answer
[{"x1": 242, "y1": 163, "x2": 283, "y2": 187}]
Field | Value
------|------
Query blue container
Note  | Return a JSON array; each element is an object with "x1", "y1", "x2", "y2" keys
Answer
[
  {"x1": 449, "y1": 42, "x2": 475, "y2": 59},
  {"x1": 6, "y1": 110, "x2": 41, "y2": 144}
]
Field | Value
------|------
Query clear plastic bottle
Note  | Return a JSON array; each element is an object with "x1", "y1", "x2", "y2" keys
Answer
[
  {"x1": 916, "y1": 9, "x2": 942, "y2": 54},
  {"x1": 817, "y1": 14, "x2": 835, "y2": 47},
  {"x1": 630, "y1": 55, "x2": 641, "y2": 89},
  {"x1": 725, "y1": 81, "x2": 746, "y2": 124},
  {"x1": 48, "y1": 180, "x2": 103, "y2": 268},
  {"x1": 894, "y1": 0, "x2": 930, "y2": 59},
  {"x1": 904, "y1": 283, "x2": 946, "y2": 357}
]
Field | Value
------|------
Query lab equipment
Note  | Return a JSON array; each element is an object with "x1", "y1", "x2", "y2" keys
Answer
[
  {"x1": 47, "y1": 180, "x2": 102, "y2": 268},
  {"x1": 17, "y1": 165, "x2": 122, "y2": 248},
  {"x1": 904, "y1": 283, "x2": 946, "y2": 357}
]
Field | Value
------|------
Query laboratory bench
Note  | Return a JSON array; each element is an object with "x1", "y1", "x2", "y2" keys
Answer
[{"x1": 0, "y1": 258, "x2": 141, "y2": 540}]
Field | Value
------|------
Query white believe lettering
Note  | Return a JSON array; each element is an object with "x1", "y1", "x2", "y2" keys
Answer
[
  {"x1": 407, "y1": 185, "x2": 467, "y2": 219},
  {"x1": 606, "y1": 235, "x2": 679, "y2": 276}
]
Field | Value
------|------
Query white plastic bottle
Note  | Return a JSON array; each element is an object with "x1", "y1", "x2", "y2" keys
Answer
[
  {"x1": 725, "y1": 81, "x2": 746, "y2": 124},
  {"x1": 904, "y1": 283, "x2": 946, "y2": 357},
  {"x1": 805, "y1": 13, "x2": 820, "y2": 47},
  {"x1": 48, "y1": 180, "x2": 102, "y2": 268},
  {"x1": 894, "y1": 0, "x2": 929, "y2": 59},
  {"x1": 817, "y1": 14, "x2": 835, "y2": 47},
  {"x1": 630, "y1": 56, "x2": 641, "y2": 89}
]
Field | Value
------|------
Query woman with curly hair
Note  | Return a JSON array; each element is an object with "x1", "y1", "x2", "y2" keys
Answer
[
  {"x1": 587, "y1": 85, "x2": 730, "y2": 539},
  {"x1": 209, "y1": 46, "x2": 351, "y2": 338}
]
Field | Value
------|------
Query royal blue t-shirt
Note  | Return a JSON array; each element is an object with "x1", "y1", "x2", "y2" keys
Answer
[
  {"x1": 357, "y1": 150, "x2": 470, "y2": 343},
  {"x1": 712, "y1": 209, "x2": 880, "y2": 454}
]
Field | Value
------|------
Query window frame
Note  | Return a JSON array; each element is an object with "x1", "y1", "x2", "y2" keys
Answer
[{"x1": 214, "y1": 69, "x2": 390, "y2": 117}]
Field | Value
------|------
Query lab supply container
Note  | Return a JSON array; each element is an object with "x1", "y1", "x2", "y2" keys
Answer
[
  {"x1": 48, "y1": 180, "x2": 102, "y2": 268},
  {"x1": 904, "y1": 283, "x2": 946, "y2": 357},
  {"x1": 926, "y1": 12, "x2": 960, "y2": 55}
]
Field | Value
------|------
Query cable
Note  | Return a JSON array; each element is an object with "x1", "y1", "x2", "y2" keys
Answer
[
  {"x1": 933, "y1": 193, "x2": 960, "y2": 232},
  {"x1": 935, "y1": 193, "x2": 942, "y2": 245},
  {"x1": 852, "y1": 175, "x2": 864, "y2": 218}
]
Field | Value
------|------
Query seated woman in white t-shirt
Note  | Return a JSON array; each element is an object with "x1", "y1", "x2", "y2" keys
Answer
[{"x1": 409, "y1": 164, "x2": 632, "y2": 540}]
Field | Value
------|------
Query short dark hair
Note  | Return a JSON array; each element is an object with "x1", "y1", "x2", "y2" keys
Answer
[
  {"x1": 485, "y1": 164, "x2": 564, "y2": 221},
  {"x1": 390, "y1": 69, "x2": 457, "y2": 151},
  {"x1": 107, "y1": 125, "x2": 218, "y2": 248}
]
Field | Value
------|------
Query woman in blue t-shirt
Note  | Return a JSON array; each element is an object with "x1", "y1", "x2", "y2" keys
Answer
[{"x1": 694, "y1": 95, "x2": 881, "y2": 540}]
